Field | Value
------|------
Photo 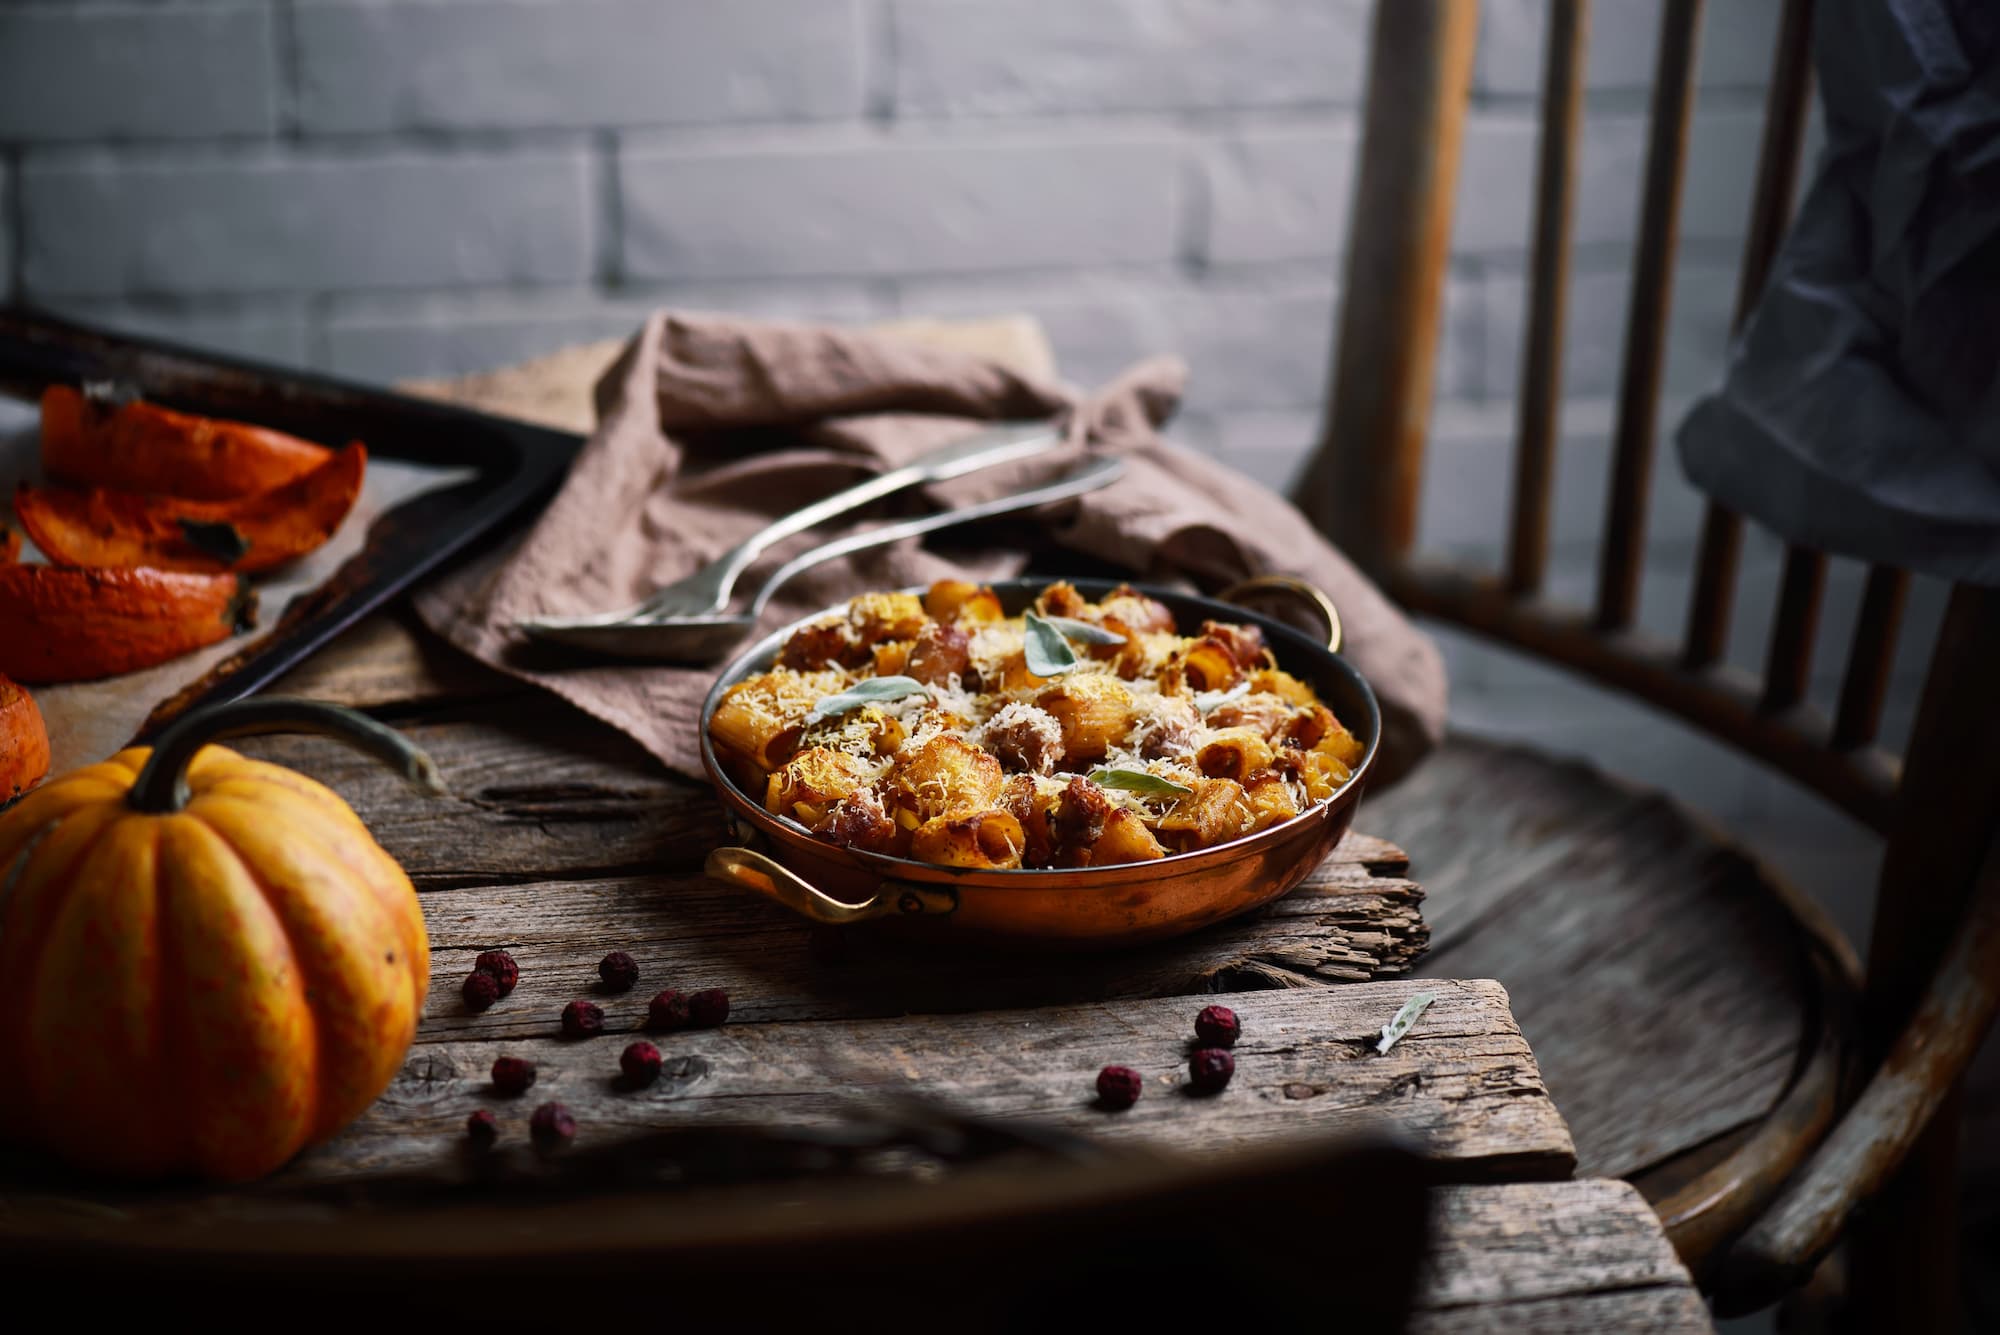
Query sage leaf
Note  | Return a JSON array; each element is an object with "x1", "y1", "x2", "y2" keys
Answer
[
  {"x1": 1041, "y1": 615, "x2": 1127, "y2": 646},
  {"x1": 1194, "y1": 681, "x2": 1250, "y2": 714},
  {"x1": 1375, "y1": 992, "x2": 1438, "y2": 1055},
  {"x1": 1023, "y1": 610, "x2": 1082, "y2": 677},
  {"x1": 1088, "y1": 767, "x2": 1194, "y2": 798},
  {"x1": 808, "y1": 675, "x2": 929, "y2": 722}
]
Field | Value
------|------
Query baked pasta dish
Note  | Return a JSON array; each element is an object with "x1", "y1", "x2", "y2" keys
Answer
[{"x1": 707, "y1": 580, "x2": 1365, "y2": 871}]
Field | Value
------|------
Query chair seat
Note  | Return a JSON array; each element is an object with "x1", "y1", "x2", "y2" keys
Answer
[{"x1": 1364, "y1": 733, "x2": 1840, "y2": 1188}]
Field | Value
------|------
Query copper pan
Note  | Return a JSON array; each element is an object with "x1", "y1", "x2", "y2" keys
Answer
[{"x1": 699, "y1": 576, "x2": 1378, "y2": 950}]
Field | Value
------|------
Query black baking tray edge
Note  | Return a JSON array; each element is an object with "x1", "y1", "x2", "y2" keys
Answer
[{"x1": 0, "y1": 305, "x2": 585, "y2": 741}]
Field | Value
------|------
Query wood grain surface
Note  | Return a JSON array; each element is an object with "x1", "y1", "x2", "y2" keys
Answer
[
  {"x1": 1412, "y1": 1180, "x2": 1714, "y2": 1333},
  {"x1": 282, "y1": 980, "x2": 1573, "y2": 1185},
  {"x1": 1367, "y1": 735, "x2": 1811, "y2": 1182}
]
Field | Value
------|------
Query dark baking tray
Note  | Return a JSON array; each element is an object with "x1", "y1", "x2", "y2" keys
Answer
[{"x1": 0, "y1": 306, "x2": 584, "y2": 739}]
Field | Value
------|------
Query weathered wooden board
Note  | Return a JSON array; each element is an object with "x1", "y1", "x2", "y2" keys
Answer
[
  {"x1": 1410, "y1": 1180, "x2": 1715, "y2": 1333},
  {"x1": 1366, "y1": 735, "x2": 1811, "y2": 1181},
  {"x1": 416, "y1": 864, "x2": 1427, "y2": 1032},
  {"x1": 237, "y1": 700, "x2": 720, "y2": 884},
  {"x1": 280, "y1": 980, "x2": 1572, "y2": 1185},
  {"x1": 269, "y1": 607, "x2": 511, "y2": 712}
]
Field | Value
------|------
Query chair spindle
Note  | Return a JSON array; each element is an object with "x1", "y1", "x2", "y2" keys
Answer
[
  {"x1": 1684, "y1": 505, "x2": 1743, "y2": 669},
  {"x1": 1594, "y1": 0, "x2": 1704, "y2": 631},
  {"x1": 1299, "y1": 0, "x2": 1481, "y2": 575},
  {"x1": 1832, "y1": 565, "x2": 1910, "y2": 749},
  {"x1": 1505, "y1": 0, "x2": 1592, "y2": 598},
  {"x1": 1762, "y1": 545, "x2": 1828, "y2": 713},
  {"x1": 1681, "y1": 0, "x2": 1818, "y2": 668}
]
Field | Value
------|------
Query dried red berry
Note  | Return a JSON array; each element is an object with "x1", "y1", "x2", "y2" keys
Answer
[
  {"x1": 529, "y1": 1101, "x2": 576, "y2": 1148},
  {"x1": 474, "y1": 949, "x2": 519, "y2": 996},
  {"x1": 688, "y1": 988, "x2": 730, "y2": 1028},
  {"x1": 1194, "y1": 1004, "x2": 1241, "y2": 1048},
  {"x1": 647, "y1": 989, "x2": 690, "y2": 1031},
  {"x1": 561, "y1": 999, "x2": 605, "y2": 1039},
  {"x1": 461, "y1": 970, "x2": 501, "y2": 1012},
  {"x1": 1096, "y1": 1065, "x2": 1144, "y2": 1111},
  {"x1": 598, "y1": 950, "x2": 640, "y2": 992},
  {"x1": 490, "y1": 1055, "x2": 537, "y2": 1095},
  {"x1": 466, "y1": 1109, "x2": 498, "y2": 1147},
  {"x1": 1188, "y1": 1048, "x2": 1235, "y2": 1093},
  {"x1": 621, "y1": 1040, "x2": 663, "y2": 1086}
]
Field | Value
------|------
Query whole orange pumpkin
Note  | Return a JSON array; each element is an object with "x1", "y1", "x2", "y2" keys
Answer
[{"x1": 0, "y1": 698, "x2": 442, "y2": 1181}]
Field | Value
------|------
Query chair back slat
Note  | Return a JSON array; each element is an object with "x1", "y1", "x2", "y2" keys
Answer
[
  {"x1": 1505, "y1": 0, "x2": 1593, "y2": 597},
  {"x1": 1306, "y1": 0, "x2": 1941, "y2": 838},
  {"x1": 1682, "y1": 0, "x2": 1818, "y2": 668},
  {"x1": 1831, "y1": 566, "x2": 1910, "y2": 750},
  {"x1": 1298, "y1": 0, "x2": 1481, "y2": 573},
  {"x1": 1761, "y1": 546, "x2": 1829, "y2": 712},
  {"x1": 1594, "y1": 0, "x2": 1705, "y2": 631},
  {"x1": 1684, "y1": 505, "x2": 1744, "y2": 669}
]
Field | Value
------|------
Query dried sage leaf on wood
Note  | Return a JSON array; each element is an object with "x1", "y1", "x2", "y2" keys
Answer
[{"x1": 1375, "y1": 992, "x2": 1438, "y2": 1055}]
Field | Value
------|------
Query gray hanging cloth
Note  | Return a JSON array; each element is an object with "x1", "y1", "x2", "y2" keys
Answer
[{"x1": 1676, "y1": 0, "x2": 2000, "y2": 584}]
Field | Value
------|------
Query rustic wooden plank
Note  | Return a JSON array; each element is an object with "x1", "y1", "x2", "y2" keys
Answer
[
  {"x1": 415, "y1": 863, "x2": 1427, "y2": 1034},
  {"x1": 270, "y1": 606, "x2": 514, "y2": 711},
  {"x1": 1365, "y1": 735, "x2": 1811, "y2": 1181},
  {"x1": 279, "y1": 980, "x2": 1572, "y2": 1186},
  {"x1": 235, "y1": 701, "x2": 1411, "y2": 887},
  {"x1": 236, "y1": 700, "x2": 718, "y2": 884},
  {"x1": 1411, "y1": 1180, "x2": 1713, "y2": 1333},
  {"x1": 1411, "y1": 1290, "x2": 1715, "y2": 1334}
]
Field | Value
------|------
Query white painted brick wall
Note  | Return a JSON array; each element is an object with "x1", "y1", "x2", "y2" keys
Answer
[
  {"x1": 0, "y1": 5, "x2": 277, "y2": 142},
  {"x1": 21, "y1": 148, "x2": 594, "y2": 297},
  {"x1": 891, "y1": 0, "x2": 1374, "y2": 115},
  {"x1": 295, "y1": 0, "x2": 867, "y2": 133},
  {"x1": 620, "y1": 134, "x2": 1185, "y2": 281}
]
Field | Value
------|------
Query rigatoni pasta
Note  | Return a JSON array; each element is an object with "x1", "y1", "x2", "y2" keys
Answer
[{"x1": 707, "y1": 580, "x2": 1365, "y2": 870}]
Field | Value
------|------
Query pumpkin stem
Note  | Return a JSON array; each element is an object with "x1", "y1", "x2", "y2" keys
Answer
[{"x1": 127, "y1": 697, "x2": 447, "y2": 814}]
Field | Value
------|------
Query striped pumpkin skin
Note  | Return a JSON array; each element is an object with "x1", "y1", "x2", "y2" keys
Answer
[{"x1": 0, "y1": 743, "x2": 428, "y2": 1182}]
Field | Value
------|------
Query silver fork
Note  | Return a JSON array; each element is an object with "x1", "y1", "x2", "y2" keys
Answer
[
  {"x1": 517, "y1": 420, "x2": 1061, "y2": 634},
  {"x1": 518, "y1": 454, "x2": 1123, "y2": 662}
]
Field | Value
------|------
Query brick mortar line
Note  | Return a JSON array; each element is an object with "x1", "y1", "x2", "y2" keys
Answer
[
  {"x1": 273, "y1": 0, "x2": 302, "y2": 140},
  {"x1": 1, "y1": 93, "x2": 1780, "y2": 161},
  {"x1": 864, "y1": 0, "x2": 896, "y2": 123},
  {"x1": 592, "y1": 131, "x2": 622, "y2": 289}
]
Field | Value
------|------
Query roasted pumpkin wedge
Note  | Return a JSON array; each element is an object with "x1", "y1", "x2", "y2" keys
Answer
[
  {"x1": 0, "y1": 564, "x2": 257, "y2": 683},
  {"x1": 0, "y1": 674, "x2": 49, "y2": 800},
  {"x1": 40, "y1": 384, "x2": 332, "y2": 500},
  {"x1": 14, "y1": 442, "x2": 367, "y2": 575}
]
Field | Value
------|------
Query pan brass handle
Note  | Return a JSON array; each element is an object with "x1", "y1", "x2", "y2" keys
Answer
[
  {"x1": 704, "y1": 847, "x2": 958, "y2": 925},
  {"x1": 1218, "y1": 575, "x2": 1343, "y2": 654}
]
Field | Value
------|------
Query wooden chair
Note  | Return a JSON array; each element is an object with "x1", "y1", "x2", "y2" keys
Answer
[{"x1": 1293, "y1": 1, "x2": 2000, "y2": 1326}]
